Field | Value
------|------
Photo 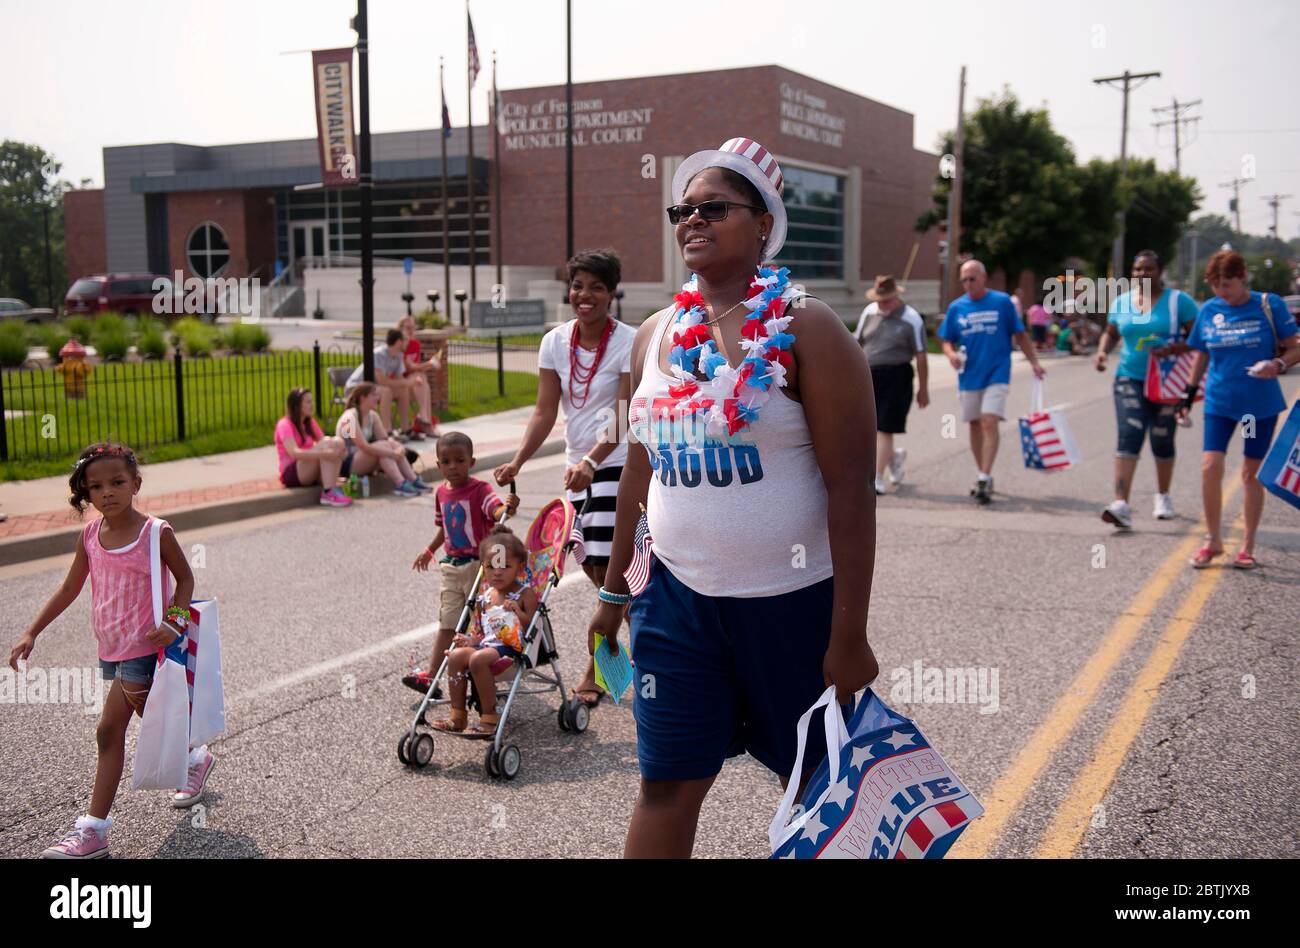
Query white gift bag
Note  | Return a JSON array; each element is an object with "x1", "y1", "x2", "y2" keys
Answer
[{"x1": 1019, "y1": 378, "x2": 1081, "y2": 472}]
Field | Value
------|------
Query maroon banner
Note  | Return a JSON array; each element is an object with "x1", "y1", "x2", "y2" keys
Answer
[{"x1": 311, "y1": 48, "x2": 357, "y2": 187}]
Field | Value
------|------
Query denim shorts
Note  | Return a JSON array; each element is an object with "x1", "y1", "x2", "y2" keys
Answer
[
  {"x1": 627, "y1": 554, "x2": 850, "y2": 782},
  {"x1": 1114, "y1": 376, "x2": 1177, "y2": 460},
  {"x1": 99, "y1": 653, "x2": 156, "y2": 684}
]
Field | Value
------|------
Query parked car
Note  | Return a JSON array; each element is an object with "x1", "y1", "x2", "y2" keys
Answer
[
  {"x1": 0, "y1": 298, "x2": 56, "y2": 323},
  {"x1": 63, "y1": 274, "x2": 179, "y2": 318},
  {"x1": 1284, "y1": 295, "x2": 1300, "y2": 321}
]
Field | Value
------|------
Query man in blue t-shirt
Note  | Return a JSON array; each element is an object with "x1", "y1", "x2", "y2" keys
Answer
[{"x1": 939, "y1": 260, "x2": 1047, "y2": 504}]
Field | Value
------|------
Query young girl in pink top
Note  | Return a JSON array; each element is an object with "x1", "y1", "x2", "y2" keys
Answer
[{"x1": 8, "y1": 442, "x2": 209, "y2": 859}]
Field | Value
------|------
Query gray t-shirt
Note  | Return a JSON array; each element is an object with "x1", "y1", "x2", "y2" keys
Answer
[
  {"x1": 854, "y1": 303, "x2": 924, "y2": 367},
  {"x1": 346, "y1": 345, "x2": 406, "y2": 390}
]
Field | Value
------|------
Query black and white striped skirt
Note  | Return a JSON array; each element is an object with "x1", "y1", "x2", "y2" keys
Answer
[{"x1": 568, "y1": 465, "x2": 622, "y2": 565}]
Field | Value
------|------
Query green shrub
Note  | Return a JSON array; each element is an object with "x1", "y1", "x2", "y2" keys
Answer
[
  {"x1": 173, "y1": 317, "x2": 216, "y2": 357},
  {"x1": 65, "y1": 316, "x2": 94, "y2": 343},
  {"x1": 92, "y1": 313, "x2": 131, "y2": 361},
  {"x1": 31, "y1": 322, "x2": 71, "y2": 361},
  {"x1": 135, "y1": 316, "x2": 168, "y2": 359},
  {"x1": 415, "y1": 308, "x2": 450, "y2": 330},
  {"x1": 248, "y1": 323, "x2": 271, "y2": 352},
  {"x1": 0, "y1": 321, "x2": 30, "y2": 368}
]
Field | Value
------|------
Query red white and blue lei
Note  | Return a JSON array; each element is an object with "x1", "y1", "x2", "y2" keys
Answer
[{"x1": 666, "y1": 265, "x2": 799, "y2": 439}]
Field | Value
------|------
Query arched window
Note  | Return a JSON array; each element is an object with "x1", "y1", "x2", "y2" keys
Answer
[{"x1": 187, "y1": 223, "x2": 230, "y2": 278}]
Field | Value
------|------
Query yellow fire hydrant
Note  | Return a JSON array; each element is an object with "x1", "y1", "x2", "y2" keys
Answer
[{"x1": 57, "y1": 338, "x2": 92, "y2": 399}]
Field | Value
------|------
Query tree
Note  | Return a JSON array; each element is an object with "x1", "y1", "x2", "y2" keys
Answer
[
  {"x1": 0, "y1": 140, "x2": 68, "y2": 308},
  {"x1": 1248, "y1": 255, "x2": 1297, "y2": 296},
  {"x1": 918, "y1": 89, "x2": 1093, "y2": 292},
  {"x1": 1078, "y1": 158, "x2": 1201, "y2": 277}
]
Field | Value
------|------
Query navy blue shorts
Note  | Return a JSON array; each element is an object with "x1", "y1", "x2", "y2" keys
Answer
[
  {"x1": 1203, "y1": 412, "x2": 1278, "y2": 460},
  {"x1": 627, "y1": 555, "x2": 847, "y2": 782},
  {"x1": 99, "y1": 653, "x2": 156, "y2": 684}
]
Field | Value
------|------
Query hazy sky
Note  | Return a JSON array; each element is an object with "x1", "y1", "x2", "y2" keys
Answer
[{"x1": 5, "y1": 0, "x2": 1297, "y2": 238}]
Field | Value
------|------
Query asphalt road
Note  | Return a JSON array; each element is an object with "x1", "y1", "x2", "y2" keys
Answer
[{"x1": 1, "y1": 353, "x2": 1296, "y2": 859}]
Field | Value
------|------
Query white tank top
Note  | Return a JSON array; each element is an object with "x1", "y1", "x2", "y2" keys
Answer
[{"x1": 629, "y1": 305, "x2": 833, "y2": 598}]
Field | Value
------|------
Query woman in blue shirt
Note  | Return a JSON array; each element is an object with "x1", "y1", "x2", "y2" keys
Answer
[
  {"x1": 1094, "y1": 250, "x2": 1200, "y2": 529},
  {"x1": 1178, "y1": 251, "x2": 1300, "y2": 569}
]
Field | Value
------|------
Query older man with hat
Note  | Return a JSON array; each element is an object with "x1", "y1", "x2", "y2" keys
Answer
[{"x1": 853, "y1": 275, "x2": 929, "y2": 494}]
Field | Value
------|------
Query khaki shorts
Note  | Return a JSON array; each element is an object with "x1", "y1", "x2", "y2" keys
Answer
[
  {"x1": 438, "y1": 559, "x2": 482, "y2": 632},
  {"x1": 959, "y1": 383, "x2": 1010, "y2": 422}
]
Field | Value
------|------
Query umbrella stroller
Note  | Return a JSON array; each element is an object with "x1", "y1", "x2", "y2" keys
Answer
[{"x1": 397, "y1": 492, "x2": 592, "y2": 779}]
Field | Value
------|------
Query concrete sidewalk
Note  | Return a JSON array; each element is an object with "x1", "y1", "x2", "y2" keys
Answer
[{"x1": 0, "y1": 404, "x2": 563, "y2": 565}]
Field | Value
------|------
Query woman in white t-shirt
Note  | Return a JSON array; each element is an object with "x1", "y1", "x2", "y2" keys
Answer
[{"x1": 494, "y1": 248, "x2": 635, "y2": 709}]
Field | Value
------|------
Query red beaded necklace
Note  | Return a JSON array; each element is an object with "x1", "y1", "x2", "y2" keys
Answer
[{"x1": 568, "y1": 316, "x2": 615, "y2": 409}]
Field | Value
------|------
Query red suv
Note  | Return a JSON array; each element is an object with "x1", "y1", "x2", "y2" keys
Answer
[{"x1": 64, "y1": 274, "x2": 175, "y2": 317}]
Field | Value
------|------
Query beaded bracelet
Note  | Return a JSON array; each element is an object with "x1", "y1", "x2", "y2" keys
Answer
[{"x1": 597, "y1": 587, "x2": 632, "y2": 605}]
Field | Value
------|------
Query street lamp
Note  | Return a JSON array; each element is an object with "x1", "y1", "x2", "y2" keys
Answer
[
  {"x1": 455, "y1": 289, "x2": 468, "y2": 328},
  {"x1": 426, "y1": 290, "x2": 440, "y2": 319}
]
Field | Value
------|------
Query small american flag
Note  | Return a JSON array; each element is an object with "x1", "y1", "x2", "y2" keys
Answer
[
  {"x1": 568, "y1": 515, "x2": 586, "y2": 566},
  {"x1": 1020, "y1": 412, "x2": 1073, "y2": 471},
  {"x1": 1147, "y1": 352, "x2": 1198, "y2": 404},
  {"x1": 467, "y1": 10, "x2": 480, "y2": 88},
  {"x1": 624, "y1": 511, "x2": 655, "y2": 597}
]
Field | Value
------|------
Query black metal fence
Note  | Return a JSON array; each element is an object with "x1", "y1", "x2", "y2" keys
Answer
[{"x1": 0, "y1": 335, "x2": 542, "y2": 465}]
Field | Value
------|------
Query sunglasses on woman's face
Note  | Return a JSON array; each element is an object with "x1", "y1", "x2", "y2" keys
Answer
[{"x1": 666, "y1": 200, "x2": 765, "y2": 225}]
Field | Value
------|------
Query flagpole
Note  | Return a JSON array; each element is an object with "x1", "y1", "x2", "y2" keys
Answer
[
  {"x1": 466, "y1": 0, "x2": 477, "y2": 304},
  {"x1": 440, "y1": 56, "x2": 451, "y2": 325},
  {"x1": 355, "y1": 0, "x2": 375, "y2": 382},
  {"x1": 565, "y1": 0, "x2": 573, "y2": 261},
  {"x1": 492, "y1": 50, "x2": 502, "y2": 289}
]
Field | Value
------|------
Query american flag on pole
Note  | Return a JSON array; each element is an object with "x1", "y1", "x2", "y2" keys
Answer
[
  {"x1": 467, "y1": 9, "x2": 481, "y2": 88},
  {"x1": 1019, "y1": 411, "x2": 1075, "y2": 471},
  {"x1": 441, "y1": 83, "x2": 452, "y2": 140},
  {"x1": 624, "y1": 511, "x2": 655, "y2": 597}
]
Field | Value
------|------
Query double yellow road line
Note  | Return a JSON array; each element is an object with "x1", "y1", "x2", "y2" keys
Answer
[{"x1": 951, "y1": 474, "x2": 1248, "y2": 859}]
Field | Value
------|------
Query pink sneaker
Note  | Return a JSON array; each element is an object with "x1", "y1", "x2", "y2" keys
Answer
[
  {"x1": 172, "y1": 749, "x2": 216, "y2": 808},
  {"x1": 40, "y1": 816, "x2": 110, "y2": 859},
  {"x1": 319, "y1": 488, "x2": 353, "y2": 508}
]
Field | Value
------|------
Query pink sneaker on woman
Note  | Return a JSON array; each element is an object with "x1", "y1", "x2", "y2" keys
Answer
[
  {"x1": 172, "y1": 748, "x2": 216, "y2": 808},
  {"x1": 319, "y1": 488, "x2": 353, "y2": 508},
  {"x1": 40, "y1": 816, "x2": 110, "y2": 859}
]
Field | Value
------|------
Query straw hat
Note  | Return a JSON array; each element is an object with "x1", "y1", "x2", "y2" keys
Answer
[{"x1": 866, "y1": 275, "x2": 905, "y2": 302}]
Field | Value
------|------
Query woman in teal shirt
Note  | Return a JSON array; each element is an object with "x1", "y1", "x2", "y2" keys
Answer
[
  {"x1": 1094, "y1": 250, "x2": 1199, "y2": 529},
  {"x1": 1179, "y1": 250, "x2": 1300, "y2": 569}
]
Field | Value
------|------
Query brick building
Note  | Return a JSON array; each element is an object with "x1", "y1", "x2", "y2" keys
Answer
[{"x1": 65, "y1": 64, "x2": 943, "y2": 322}]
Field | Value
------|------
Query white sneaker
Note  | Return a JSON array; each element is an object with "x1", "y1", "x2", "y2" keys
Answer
[
  {"x1": 1101, "y1": 499, "x2": 1133, "y2": 530},
  {"x1": 874, "y1": 477, "x2": 888, "y2": 496},
  {"x1": 1153, "y1": 493, "x2": 1175, "y2": 520},
  {"x1": 887, "y1": 448, "x2": 908, "y2": 485}
]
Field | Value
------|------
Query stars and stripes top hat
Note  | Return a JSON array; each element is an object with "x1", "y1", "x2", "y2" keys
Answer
[{"x1": 672, "y1": 138, "x2": 788, "y2": 260}]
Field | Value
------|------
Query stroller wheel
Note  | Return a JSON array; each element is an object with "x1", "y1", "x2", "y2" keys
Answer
[
  {"x1": 397, "y1": 733, "x2": 412, "y2": 764},
  {"x1": 558, "y1": 704, "x2": 571, "y2": 732},
  {"x1": 484, "y1": 746, "x2": 501, "y2": 778},
  {"x1": 411, "y1": 733, "x2": 435, "y2": 769},
  {"x1": 570, "y1": 699, "x2": 591, "y2": 734},
  {"x1": 499, "y1": 744, "x2": 522, "y2": 780}
]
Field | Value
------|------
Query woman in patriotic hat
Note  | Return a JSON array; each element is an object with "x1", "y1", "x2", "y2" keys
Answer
[{"x1": 587, "y1": 138, "x2": 880, "y2": 857}]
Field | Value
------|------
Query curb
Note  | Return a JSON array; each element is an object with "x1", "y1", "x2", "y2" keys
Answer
[{"x1": 0, "y1": 439, "x2": 565, "y2": 568}]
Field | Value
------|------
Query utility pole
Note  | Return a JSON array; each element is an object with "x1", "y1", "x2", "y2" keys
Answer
[
  {"x1": 943, "y1": 66, "x2": 966, "y2": 310},
  {"x1": 1151, "y1": 97, "x2": 1200, "y2": 174},
  {"x1": 354, "y1": 0, "x2": 375, "y2": 383},
  {"x1": 1220, "y1": 178, "x2": 1249, "y2": 234},
  {"x1": 564, "y1": 0, "x2": 574, "y2": 262},
  {"x1": 1260, "y1": 194, "x2": 1293, "y2": 239},
  {"x1": 1094, "y1": 69, "x2": 1161, "y2": 278}
]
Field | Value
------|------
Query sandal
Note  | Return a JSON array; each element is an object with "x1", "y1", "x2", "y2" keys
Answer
[
  {"x1": 569, "y1": 687, "x2": 605, "y2": 709},
  {"x1": 1189, "y1": 546, "x2": 1224, "y2": 569},
  {"x1": 465, "y1": 712, "x2": 500, "y2": 739},
  {"x1": 432, "y1": 708, "x2": 468, "y2": 732},
  {"x1": 1231, "y1": 551, "x2": 1259, "y2": 570}
]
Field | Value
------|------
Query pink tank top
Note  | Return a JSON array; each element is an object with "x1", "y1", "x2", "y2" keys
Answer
[{"x1": 82, "y1": 516, "x2": 172, "y2": 662}]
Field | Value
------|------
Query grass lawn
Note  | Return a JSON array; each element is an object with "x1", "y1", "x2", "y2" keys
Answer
[{"x1": 1, "y1": 355, "x2": 537, "y2": 482}]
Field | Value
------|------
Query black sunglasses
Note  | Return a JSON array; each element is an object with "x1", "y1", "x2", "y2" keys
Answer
[{"x1": 666, "y1": 200, "x2": 766, "y2": 225}]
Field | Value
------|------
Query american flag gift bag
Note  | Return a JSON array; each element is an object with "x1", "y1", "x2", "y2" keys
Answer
[
  {"x1": 1258, "y1": 400, "x2": 1300, "y2": 512},
  {"x1": 1144, "y1": 293, "x2": 1202, "y2": 406},
  {"x1": 1019, "y1": 378, "x2": 1080, "y2": 472},
  {"x1": 770, "y1": 686, "x2": 983, "y2": 859}
]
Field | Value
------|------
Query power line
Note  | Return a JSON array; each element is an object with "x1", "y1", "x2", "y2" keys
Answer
[
  {"x1": 1260, "y1": 194, "x2": 1293, "y2": 238},
  {"x1": 1220, "y1": 178, "x2": 1251, "y2": 232},
  {"x1": 1151, "y1": 97, "x2": 1201, "y2": 173}
]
